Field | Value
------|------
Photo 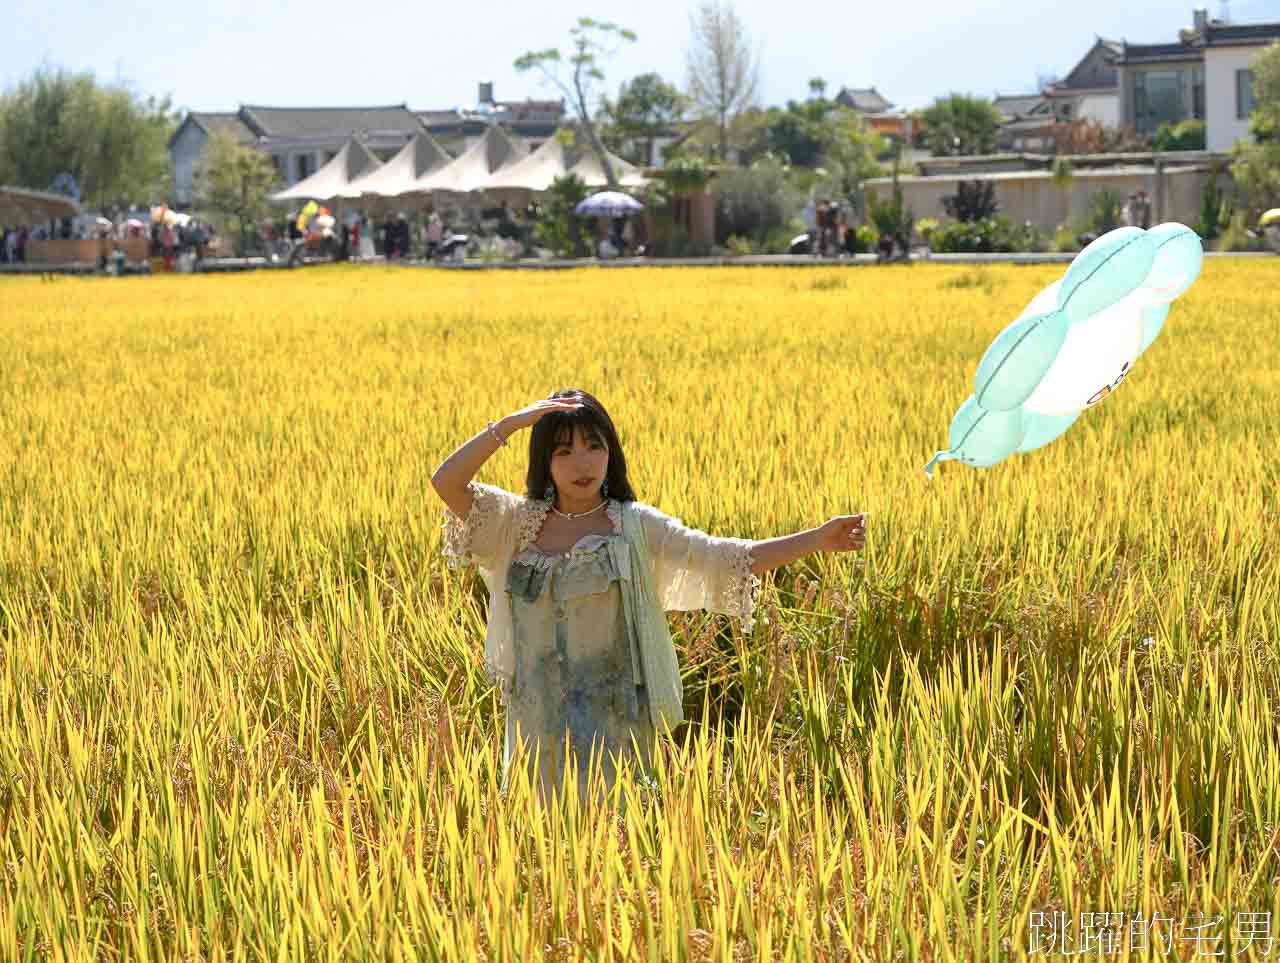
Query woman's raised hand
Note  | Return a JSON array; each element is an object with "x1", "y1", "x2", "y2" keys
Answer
[{"x1": 502, "y1": 396, "x2": 586, "y2": 434}]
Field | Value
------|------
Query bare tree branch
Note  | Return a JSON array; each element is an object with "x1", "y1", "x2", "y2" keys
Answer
[
  {"x1": 516, "y1": 18, "x2": 637, "y2": 189},
  {"x1": 685, "y1": 0, "x2": 760, "y2": 163}
]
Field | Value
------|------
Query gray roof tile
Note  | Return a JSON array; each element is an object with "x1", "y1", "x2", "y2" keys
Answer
[{"x1": 239, "y1": 104, "x2": 423, "y2": 139}]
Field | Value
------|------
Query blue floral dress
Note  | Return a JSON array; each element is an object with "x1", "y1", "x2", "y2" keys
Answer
[
  {"x1": 504, "y1": 533, "x2": 655, "y2": 806},
  {"x1": 442, "y1": 483, "x2": 761, "y2": 808}
]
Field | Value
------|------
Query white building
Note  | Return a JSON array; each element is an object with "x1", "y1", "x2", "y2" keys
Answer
[
  {"x1": 1202, "y1": 28, "x2": 1270, "y2": 150},
  {"x1": 1116, "y1": 8, "x2": 1279, "y2": 149}
]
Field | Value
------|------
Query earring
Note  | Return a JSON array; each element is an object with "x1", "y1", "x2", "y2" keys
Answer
[
  {"x1": 543, "y1": 482, "x2": 555, "y2": 502},
  {"x1": 601, "y1": 479, "x2": 609, "y2": 498}
]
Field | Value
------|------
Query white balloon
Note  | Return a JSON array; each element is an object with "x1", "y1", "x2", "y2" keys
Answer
[
  {"x1": 1015, "y1": 279, "x2": 1063, "y2": 321},
  {"x1": 1139, "y1": 273, "x2": 1189, "y2": 306},
  {"x1": 1022, "y1": 287, "x2": 1145, "y2": 416}
]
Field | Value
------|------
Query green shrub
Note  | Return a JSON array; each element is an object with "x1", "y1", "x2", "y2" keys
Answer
[
  {"x1": 1197, "y1": 167, "x2": 1224, "y2": 240},
  {"x1": 712, "y1": 158, "x2": 804, "y2": 246},
  {"x1": 867, "y1": 186, "x2": 914, "y2": 250},
  {"x1": 1154, "y1": 119, "x2": 1206, "y2": 152},
  {"x1": 915, "y1": 217, "x2": 941, "y2": 247},
  {"x1": 1218, "y1": 211, "x2": 1263, "y2": 251},
  {"x1": 929, "y1": 216, "x2": 1022, "y2": 253},
  {"x1": 762, "y1": 225, "x2": 802, "y2": 254},
  {"x1": 1086, "y1": 189, "x2": 1125, "y2": 235},
  {"x1": 941, "y1": 180, "x2": 999, "y2": 222},
  {"x1": 1051, "y1": 223, "x2": 1079, "y2": 253},
  {"x1": 726, "y1": 235, "x2": 757, "y2": 256},
  {"x1": 1006, "y1": 220, "x2": 1047, "y2": 253},
  {"x1": 534, "y1": 173, "x2": 590, "y2": 257}
]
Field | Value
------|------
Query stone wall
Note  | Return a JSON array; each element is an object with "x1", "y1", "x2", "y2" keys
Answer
[{"x1": 864, "y1": 165, "x2": 1218, "y2": 235}]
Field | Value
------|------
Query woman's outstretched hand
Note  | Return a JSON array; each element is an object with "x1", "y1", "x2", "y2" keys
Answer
[{"x1": 815, "y1": 513, "x2": 867, "y2": 554}]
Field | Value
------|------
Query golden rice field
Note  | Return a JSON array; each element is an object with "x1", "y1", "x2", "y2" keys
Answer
[{"x1": 1, "y1": 260, "x2": 1278, "y2": 961}]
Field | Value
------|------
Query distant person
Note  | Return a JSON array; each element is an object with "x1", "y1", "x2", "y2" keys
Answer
[
  {"x1": 877, "y1": 231, "x2": 894, "y2": 263},
  {"x1": 1122, "y1": 193, "x2": 1138, "y2": 228},
  {"x1": 1135, "y1": 189, "x2": 1152, "y2": 229},
  {"x1": 162, "y1": 224, "x2": 176, "y2": 271},
  {"x1": 802, "y1": 195, "x2": 817, "y2": 256},
  {"x1": 841, "y1": 213, "x2": 859, "y2": 256},
  {"x1": 425, "y1": 213, "x2": 443, "y2": 259}
]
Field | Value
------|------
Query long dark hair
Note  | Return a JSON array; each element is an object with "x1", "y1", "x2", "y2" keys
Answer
[{"x1": 525, "y1": 389, "x2": 638, "y2": 503}]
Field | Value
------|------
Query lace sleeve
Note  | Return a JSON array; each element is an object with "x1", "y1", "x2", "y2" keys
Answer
[
  {"x1": 640, "y1": 506, "x2": 763, "y2": 635},
  {"x1": 440, "y1": 481, "x2": 521, "y2": 571}
]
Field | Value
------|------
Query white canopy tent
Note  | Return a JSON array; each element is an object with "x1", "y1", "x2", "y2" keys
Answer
[
  {"x1": 567, "y1": 145, "x2": 647, "y2": 190},
  {"x1": 271, "y1": 138, "x2": 384, "y2": 204},
  {"x1": 340, "y1": 132, "x2": 453, "y2": 209},
  {"x1": 478, "y1": 132, "x2": 647, "y2": 197},
  {"x1": 0, "y1": 186, "x2": 81, "y2": 223},
  {"x1": 415, "y1": 125, "x2": 526, "y2": 203}
]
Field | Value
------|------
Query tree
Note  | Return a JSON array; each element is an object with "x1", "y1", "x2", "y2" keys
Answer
[
  {"x1": 534, "y1": 173, "x2": 591, "y2": 257},
  {"x1": 600, "y1": 72, "x2": 687, "y2": 166},
  {"x1": 193, "y1": 131, "x2": 279, "y2": 256},
  {"x1": 516, "y1": 18, "x2": 636, "y2": 189},
  {"x1": 1248, "y1": 39, "x2": 1280, "y2": 141},
  {"x1": 920, "y1": 93, "x2": 1002, "y2": 156},
  {"x1": 754, "y1": 81, "x2": 884, "y2": 187},
  {"x1": 686, "y1": 0, "x2": 761, "y2": 164},
  {"x1": 0, "y1": 64, "x2": 175, "y2": 210},
  {"x1": 1230, "y1": 42, "x2": 1280, "y2": 220}
]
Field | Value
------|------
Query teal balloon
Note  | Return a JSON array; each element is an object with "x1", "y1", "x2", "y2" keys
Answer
[
  {"x1": 1143, "y1": 222, "x2": 1203, "y2": 302},
  {"x1": 924, "y1": 395, "x2": 1025, "y2": 477},
  {"x1": 1057, "y1": 227, "x2": 1156, "y2": 325},
  {"x1": 1137, "y1": 302, "x2": 1171, "y2": 357},
  {"x1": 974, "y1": 309, "x2": 1070, "y2": 412},
  {"x1": 1015, "y1": 409, "x2": 1082, "y2": 454}
]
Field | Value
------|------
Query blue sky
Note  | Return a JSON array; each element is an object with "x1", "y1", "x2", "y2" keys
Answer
[{"x1": 2, "y1": 0, "x2": 1278, "y2": 116}]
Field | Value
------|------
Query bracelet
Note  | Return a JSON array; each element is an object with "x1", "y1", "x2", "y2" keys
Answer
[{"x1": 486, "y1": 421, "x2": 508, "y2": 447}]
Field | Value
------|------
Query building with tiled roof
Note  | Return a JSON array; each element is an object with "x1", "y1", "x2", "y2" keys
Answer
[
  {"x1": 414, "y1": 85, "x2": 564, "y2": 157},
  {"x1": 989, "y1": 94, "x2": 1057, "y2": 152},
  {"x1": 1041, "y1": 37, "x2": 1123, "y2": 130},
  {"x1": 1115, "y1": 7, "x2": 1280, "y2": 149},
  {"x1": 168, "y1": 85, "x2": 565, "y2": 205},
  {"x1": 834, "y1": 87, "x2": 893, "y2": 114}
]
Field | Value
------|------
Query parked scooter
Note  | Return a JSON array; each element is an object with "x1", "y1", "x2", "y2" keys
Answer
[{"x1": 433, "y1": 233, "x2": 470, "y2": 262}]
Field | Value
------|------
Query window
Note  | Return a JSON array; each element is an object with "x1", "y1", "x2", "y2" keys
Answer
[
  {"x1": 296, "y1": 154, "x2": 313, "y2": 181},
  {"x1": 1238, "y1": 69, "x2": 1256, "y2": 120},
  {"x1": 1134, "y1": 68, "x2": 1196, "y2": 133},
  {"x1": 323, "y1": 151, "x2": 337, "y2": 165}
]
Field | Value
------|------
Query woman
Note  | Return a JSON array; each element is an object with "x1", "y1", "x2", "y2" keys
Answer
[
  {"x1": 425, "y1": 213, "x2": 443, "y2": 260},
  {"x1": 432, "y1": 389, "x2": 867, "y2": 808}
]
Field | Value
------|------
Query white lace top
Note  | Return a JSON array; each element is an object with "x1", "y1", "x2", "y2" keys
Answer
[{"x1": 440, "y1": 481, "x2": 762, "y2": 705}]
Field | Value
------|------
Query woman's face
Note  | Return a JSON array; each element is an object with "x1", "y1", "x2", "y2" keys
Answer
[{"x1": 549, "y1": 423, "x2": 610, "y2": 499}]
